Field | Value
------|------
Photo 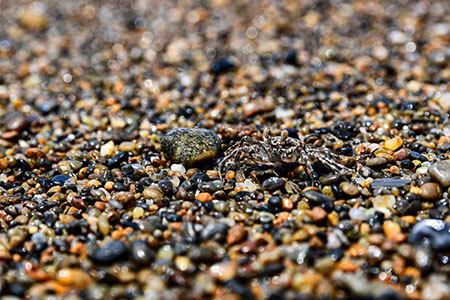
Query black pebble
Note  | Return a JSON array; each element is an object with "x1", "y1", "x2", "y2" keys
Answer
[{"x1": 94, "y1": 240, "x2": 129, "y2": 265}]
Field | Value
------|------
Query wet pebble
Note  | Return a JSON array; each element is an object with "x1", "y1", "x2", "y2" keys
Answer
[
  {"x1": 366, "y1": 157, "x2": 388, "y2": 168},
  {"x1": 130, "y1": 240, "x2": 155, "y2": 265},
  {"x1": 409, "y1": 219, "x2": 450, "y2": 250},
  {"x1": 94, "y1": 240, "x2": 129, "y2": 265},
  {"x1": 428, "y1": 160, "x2": 450, "y2": 187},
  {"x1": 303, "y1": 190, "x2": 334, "y2": 204},
  {"x1": 262, "y1": 177, "x2": 285, "y2": 191},
  {"x1": 420, "y1": 182, "x2": 442, "y2": 202}
]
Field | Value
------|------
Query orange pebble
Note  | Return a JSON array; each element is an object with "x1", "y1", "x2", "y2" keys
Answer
[
  {"x1": 234, "y1": 186, "x2": 243, "y2": 192},
  {"x1": 111, "y1": 230, "x2": 123, "y2": 240},
  {"x1": 104, "y1": 181, "x2": 114, "y2": 191},
  {"x1": 87, "y1": 179, "x2": 101, "y2": 188},
  {"x1": 206, "y1": 170, "x2": 219, "y2": 177},
  {"x1": 196, "y1": 192, "x2": 212, "y2": 202},
  {"x1": 348, "y1": 244, "x2": 367, "y2": 258},
  {"x1": 360, "y1": 223, "x2": 371, "y2": 233},
  {"x1": 338, "y1": 258, "x2": 359, "y2": 272},
  {"x1": 383, "y1": 220, "x2": 402, "y2": 240},
  {"x1": 94, "y1": 201, "x2": 106, "y2": 211},
  {"x1": 170, "y1": 222, "x2": 181, "y2": 231},
  {"x1": 401, "y1": 216, "x2": 416, "y2": 224}
]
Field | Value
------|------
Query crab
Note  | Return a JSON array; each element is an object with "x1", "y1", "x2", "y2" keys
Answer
[{"x1": 218, "y1": 128, "x2": 360, "y2": 183}]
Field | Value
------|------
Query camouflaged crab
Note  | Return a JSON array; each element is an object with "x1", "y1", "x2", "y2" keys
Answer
[{"x1": 218, "y1": 128, "x2": 359, "y2": 183}]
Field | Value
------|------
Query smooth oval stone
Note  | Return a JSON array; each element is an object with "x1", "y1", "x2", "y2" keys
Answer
[
  {"x1": 262, "y1": 177, "x2": 285, "y2": 191},
  {"x1": 130, "y1": 240, "x2": 155, "y2": 266},
  {"x1": 4, "y1": 112, "x2": 28, "y2": 131},
  {"x1": 409, "y1": 219, "x2": 450, "y2": 250},
  {"x1": 161, "y1": 128, "x2": 221, "y2": 168},
  {"x1": 420, "y1": 182, "x2": 442, "y2": 202},
  {"x1": 201, "y1": 222, "x2": 229, "y2": 242},
  {"x1": 94, "y1": 240, "x2": 128, "y2": 265},
  {"x1": 52, "y1": 175, "x2": 70, "y2": 185},
  {"x1": 428, "y1": 160, "x2": 450, "y2": 187},
  {"x1": 366, "y1": 157, "x2": 388, "y2": 168},
  {"x1": 340, "y1": 182, "x2": 360, "y2": 197},
  {"x1": 303, "y1": 190, "x2": 334, "y2": 203},
  {"x1": 408, "y1": 151, "x2": 428, "y2": 162},
  {"x1": 370, "y1": 178, "x2": 411, "y2": 188}
]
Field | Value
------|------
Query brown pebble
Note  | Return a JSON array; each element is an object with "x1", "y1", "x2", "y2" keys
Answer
[
  {"x1": 312, "y1": 207, "x2": 327, "y2": 223},
  {"x1": 393, "y1": 149, "x2": 407, "y2": 161},
  {"x1": 227, "y1": 225, "x2": 247, "y2": 245},
  {"x1": 420, "y1": 182, "x2": 442, "y2": 201},
  {"x1": 4, "y1": 112, "x2": 28, "y2": 131},
  {"x1": 94, "y1": 201, "x2": 106, "y2": 211},
  {"x1": 340, "y1": 182, "x2": 360, "y2": 197}
]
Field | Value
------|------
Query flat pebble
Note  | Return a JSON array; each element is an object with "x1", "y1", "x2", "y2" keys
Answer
[
  {"x1": 370, "y1": 178, "x2": 411, "y2": 188},
  {"x1": 366, "y1": 157, "x2": 388, "y2": 168}
]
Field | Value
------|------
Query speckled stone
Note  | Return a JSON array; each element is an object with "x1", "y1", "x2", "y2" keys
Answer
[{"x1": 161, "y1": 128, "x2": 221, "y2": 167}]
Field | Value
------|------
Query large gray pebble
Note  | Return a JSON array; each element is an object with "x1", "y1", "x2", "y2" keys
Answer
[{"x1": 428, "y1": 160, "x2": 450, "y2": 187}]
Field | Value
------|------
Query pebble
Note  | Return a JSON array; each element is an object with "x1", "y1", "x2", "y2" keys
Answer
[
  {"x1": 130, "y1": 240, "x2": 155, "y2": 265},
  {"x1": 201, "y1": 222, "x2": 229, "y2": 242},
  {"x1": 409, "y1": 219, "x2": 450, "y2": 250},
  {"x1": 428, "y1": 160, "x2": 450, "y2": 187},
  {"x1": 4, "y1": 112, "x2": 28, "y2": 132},
  {"x1": 161, "y1": 128, "x2": 221, "y2": 167},
  {"x1": 227, "y1": 225, "x2": 247, "y2": 245},
  {"x1": 312, "y1": 206, "x2": 327, "y2": 222},
  {"x1": 56, "y1": 268, "x2": 92, "y2": 288},
  {"x1": 349, "y1": 207, "x2": 367, "y2": 221},
  {"x1": 51, "y1": 175, "x2": 70, "y2": 186},
  {"x1": 420, "y1": 182, "x2": 442, "y2": 202},
  {"x1": 94, "y1": 240, "x2": 129, "y2": 265},
  {"x1": 100, "y1": 141, "x2": 115, "y2": 157},
  {"x1": 366, "y1": 157, "x2": 388, "y2": 168},
  {"x1": 303, "y1": 190, "x2": 334, "y2": 204},
  {"x1": 372, "y1": 195, "x2": 396, "y2": 216},
  {"x1": 384, "y1": 136, "x2": 403, "y2": 151},
  {"x1": 262, "y1": 177, "x2": 285, "y2": 191},
  {"x1": 340, "y1": 182, "x2": 360, "y2": 197}
]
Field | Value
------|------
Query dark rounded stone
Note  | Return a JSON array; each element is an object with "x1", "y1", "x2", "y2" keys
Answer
[
  {"x1": 262, "y1": 177, "x2": 285, "y2": 191},
  {"x1": 409, "y1": 219, "x2": 450, "y2": 250},
  {"x1": 408, "y1": 151, "x2": 428, "y2": 162},
  {"x1": 52, "y1": 174, "x2": 70, "y2": 185},
  {"x1": 94, "y1": 240, "x2": 129, "y2": 265},
  {"x1": 161, "y1": 128, "x2": 221, "y2": 167},
  {"x1": 200, "y1": 222, "x2": 229, "y2": 242},
  {"x1": 211, "y1": 57, "x2": 234, "y2": 73},
  {"x1": 107, "y1": 151, "x2": 129, "y2": 168},
  {"x1": 268, "y1": 196, "x2": 282, "y2": 207},
  {"x1": 4, "y1": 112, "x2": 28, "y2": 132},
  {"x1": 303, "y1": 190, "x2": 334, "y2": 204},
  {"x1": 130, "y1": 240, "x2": 155, "y2": 266}
]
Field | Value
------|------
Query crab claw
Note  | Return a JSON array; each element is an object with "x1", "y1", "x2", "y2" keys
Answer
[
  {"x1": 281, "y1": 129, "x2": 289, "y2": 142},
  {"x1": 263, "y1": 128, "x2": 271, "y2": 141}
]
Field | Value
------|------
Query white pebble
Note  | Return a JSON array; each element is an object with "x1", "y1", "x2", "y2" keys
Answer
[{"x1": 171, "y1": 164, "x2": 186, "y2": 175}]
